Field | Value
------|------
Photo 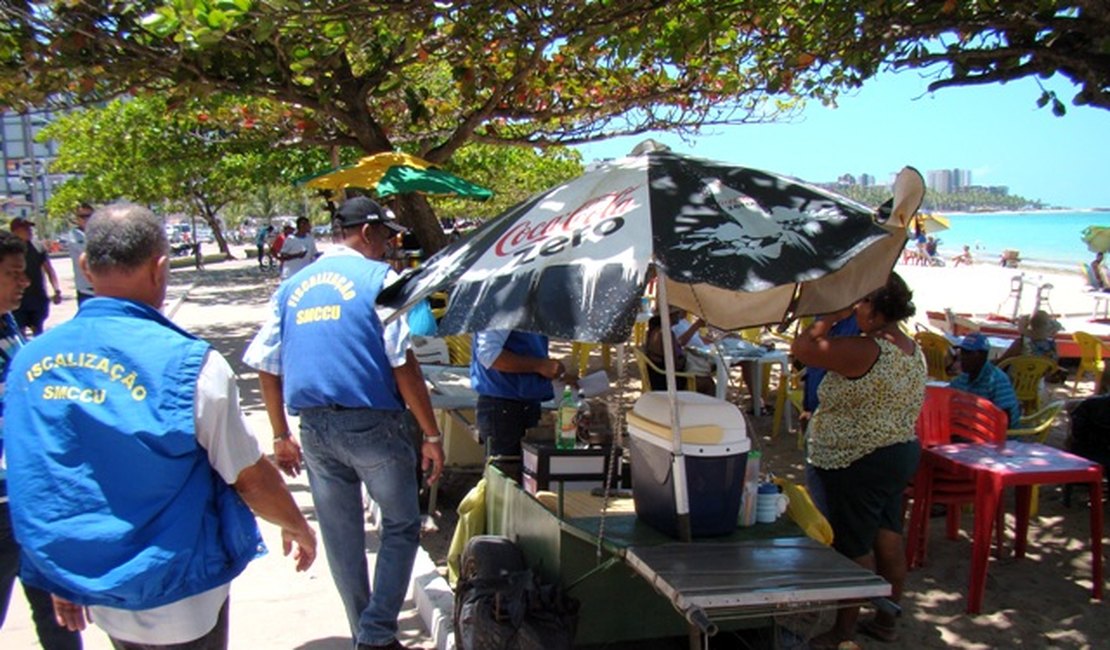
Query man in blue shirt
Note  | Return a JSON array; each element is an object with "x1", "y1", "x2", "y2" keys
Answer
[
  {"x1": 244, "y1": 196, "x2": 443, "y2": 650},
  {"x1": 471, "y1": 330, "x2": 564, "y2": 460},
  {"x1": 948, "y1": 332, "x2": 1022, "y2": 427},
  {"x1": 5, "y1": 205, "x2": 315, "y2": 648},
  {"x1": 0, "y1": 230, "x2": 80, "y2": 649}
]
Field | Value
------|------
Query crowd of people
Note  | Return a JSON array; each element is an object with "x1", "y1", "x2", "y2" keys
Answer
[{"x1": 0, "y1": 197, "x2": 441, "y2": 650}]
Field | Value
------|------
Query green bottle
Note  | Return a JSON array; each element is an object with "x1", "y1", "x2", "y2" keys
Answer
[{"x1": 556, "y1": 386, "x2": 578, "y2": 450}]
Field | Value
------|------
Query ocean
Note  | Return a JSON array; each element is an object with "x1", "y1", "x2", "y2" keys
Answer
[{"x1": 928, "y1": 210, "x2": 1110, "y2": 269}]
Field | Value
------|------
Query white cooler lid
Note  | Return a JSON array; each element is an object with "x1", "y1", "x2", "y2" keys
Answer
[{"x1": 629, "y1": 391, "x2": 750, "y2": 456}]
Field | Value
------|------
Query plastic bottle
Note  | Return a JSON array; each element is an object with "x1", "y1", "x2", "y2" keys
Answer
[
  {"x1": 738, "y1": 450, "x2": 762, "y2": 527},
  {"x1": 575, "y1": 390, "x2": 591, "y2": 442},
  {"x1": 556, "y1": 386, "x2": 578, "y2": 450}
]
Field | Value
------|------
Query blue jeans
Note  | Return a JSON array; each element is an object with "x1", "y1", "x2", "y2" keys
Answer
[
  {"x1": 475, "y1": 395, "x2": 541, "y2": 458},
  {"x1": 0, "y1": 502, "x2": 83, "y2": 650},
  {"x1": 299, "y1": 408, "x2": 421, "y2": 647}
]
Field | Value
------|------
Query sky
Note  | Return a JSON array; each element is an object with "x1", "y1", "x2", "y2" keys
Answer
[{"x1": 576, "y1": 70, "x2": 1110, "y2": 210}]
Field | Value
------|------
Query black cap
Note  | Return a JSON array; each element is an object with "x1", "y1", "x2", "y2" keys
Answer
[{"x1": 334, "y1": 196, "x2": 407, "y2": 233}]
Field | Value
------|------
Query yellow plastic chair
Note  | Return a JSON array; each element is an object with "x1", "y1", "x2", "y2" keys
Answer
[
  {"x1": 429, "y1": 291, "x2": 449, "y2": 320},
  {"x1": 443, "y1": 334, "x2": 472, "y2": 366},
  {"x1": 1006, "y1": 400, "x2": 1065, "y2": 516},
  {"x1": 997, "y1": 355, "x2": 1060, "y2": 416},
  {"x1": 632, "y1": 347, "x2": 698, "y2": 392},
  {"x1": 914, "y1": 331, "x2": 954, "y2": 381},
  {"x1": 1072, "y1": 331, "x2": 1106, "y2": 395},
  {"x1": 570, "y1": 341, "x2": 615, "y2": 376},
  {"x1": 771, "y1": 368, "x2": 806, "y2": 448}
]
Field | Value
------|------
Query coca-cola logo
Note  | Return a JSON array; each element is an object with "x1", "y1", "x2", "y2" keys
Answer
[{"x1": 493, "y1": 186, "x2": 639, "y2": 260}]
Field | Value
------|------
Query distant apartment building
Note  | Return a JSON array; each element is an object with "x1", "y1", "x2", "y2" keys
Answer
[
  {"x1": 926, "y1": 168, "x2": 972, "y2": 193},
  {"x1": 0, "y1": 108, "x2": 70, "y2": 222},
  {"x1": 859, "y1": 173, "x2": 876, "y2": 187}
]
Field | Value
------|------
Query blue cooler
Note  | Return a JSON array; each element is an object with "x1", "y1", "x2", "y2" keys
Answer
[{"x1": 627, "y1": 391, "x2": 750, "y2": 538}]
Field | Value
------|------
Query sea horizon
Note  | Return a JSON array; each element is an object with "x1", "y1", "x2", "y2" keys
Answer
[{"x1": 920, "y1": 209, "x2": 1109, "y2": 269}]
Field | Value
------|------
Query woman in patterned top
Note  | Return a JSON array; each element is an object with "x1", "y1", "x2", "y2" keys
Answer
[{"x1": 791, "y1": 272, "x2": 927, "y2": 649}]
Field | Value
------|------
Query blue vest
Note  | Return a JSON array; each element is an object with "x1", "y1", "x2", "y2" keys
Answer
[
  {"x1": 5, "y1": 298, "x2": 263, "y2": 610},
  {"x1": 277, "y1": 252, "x2": 403, "y2": 410},
  {"x1": 470, "y1": 331, "x2": 553, "y2": 402}
]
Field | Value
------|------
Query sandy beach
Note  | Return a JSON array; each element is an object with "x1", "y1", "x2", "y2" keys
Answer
[{"x1": 4, "y1": 246, "x2": 1107, "y2": 649}]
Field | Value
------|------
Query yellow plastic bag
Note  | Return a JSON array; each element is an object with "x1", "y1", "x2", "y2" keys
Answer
[
  {"x1": 773, "y1": 477, "x2": 834, "y2": 546},
  {"x1": 446, "y1": 478, "x2": 487, "y2": 587}
]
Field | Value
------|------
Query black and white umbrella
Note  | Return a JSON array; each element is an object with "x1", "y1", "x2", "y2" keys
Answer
[
  {"x1": 380, "y1": 150, "x2": 924, "y2": 540},
  {"x1": 381, "y1": 151, "x2": 920, "y2": 340}
]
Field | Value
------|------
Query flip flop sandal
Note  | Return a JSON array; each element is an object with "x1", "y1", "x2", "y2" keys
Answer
[{"x1": 858, "y1": 616, "x2": 898, "y2": 643}]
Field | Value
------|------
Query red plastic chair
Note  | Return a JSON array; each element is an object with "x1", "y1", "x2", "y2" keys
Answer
[{"x1": 905, "y1": 386, "x2": 1010, "y2": 568}]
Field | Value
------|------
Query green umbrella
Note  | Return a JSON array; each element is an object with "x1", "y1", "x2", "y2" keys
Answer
[
  {"x1": 1082, "y1": 225, "x2": 1110, "y2": 253},
  {"x1": 376, "y1": 165, "x2": 493, "y2": 201}
]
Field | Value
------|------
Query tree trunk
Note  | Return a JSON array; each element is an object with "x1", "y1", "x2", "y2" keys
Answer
[
  {"x1": 193, "y1": 200, "x2": 232, "y2": 259},
  {"x1": 393, "y1": 193, "x2": 448, "y2": 256}
]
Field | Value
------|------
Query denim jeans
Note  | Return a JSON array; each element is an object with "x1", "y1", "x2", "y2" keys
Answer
[
  {"x1": 475, "y1": 395, "x2": 541, "y2": 458},
  {"x1": 0, "y1": 502, "x2": 83, "y2": 650},
  {"x1": 299, "y1": 408, "x2": 421, "y2": 647}
]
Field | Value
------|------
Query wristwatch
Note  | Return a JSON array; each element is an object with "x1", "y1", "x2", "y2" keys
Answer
[
  {"x1": 423, "y1": 433, "x2": 443, "y2": 444},
  {"x1": 273, "y1": 431, "x2": 293, "y2": 442}
]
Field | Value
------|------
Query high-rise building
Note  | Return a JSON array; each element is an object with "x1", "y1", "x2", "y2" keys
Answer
[
  {"x1": 1, "y1": 109, "x2": 67, "y2": 221},
  {"x1": 859, "y1": 173, "x2": 875, "y2": 187},
  {"x1": 926, "y1": 168, "x2": 972, "y2": 193},
  {"x1": 953, "y1": 168, "x2": 972, "y2": 190},
  {"x1": 926, "y1": 169, "x2": 952, "y2": 193}
]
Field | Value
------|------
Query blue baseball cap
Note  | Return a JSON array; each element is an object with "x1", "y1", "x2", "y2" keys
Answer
[{"x1": 956, "y1": 332, "x2": 990, "y2": 352}]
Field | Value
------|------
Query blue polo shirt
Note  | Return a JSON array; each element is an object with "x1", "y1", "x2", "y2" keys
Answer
[{"x1": 949, "y1": 362, "x2": 1022, "y2": 427}]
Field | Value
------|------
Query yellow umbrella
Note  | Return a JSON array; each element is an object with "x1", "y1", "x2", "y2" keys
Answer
[
  {"x1": 910, "y1": 213, "x2": 950, "y2": 234},
  {"x1": 304, "y1": 152, "x2": 434, "y2": 191}
]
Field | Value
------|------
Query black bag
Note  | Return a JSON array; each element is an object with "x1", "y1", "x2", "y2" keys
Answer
[{"x1": 454, "y1": 536, "x2": 579, "y2": 650}]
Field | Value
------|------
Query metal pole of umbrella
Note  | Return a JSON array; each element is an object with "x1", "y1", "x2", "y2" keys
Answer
[{"x1": 656, "y1": 276, "x2": 693, "y2": 543}]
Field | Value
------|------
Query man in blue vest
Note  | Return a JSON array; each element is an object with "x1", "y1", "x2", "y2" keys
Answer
[
  {"x1": 244, "y1": 195, "x2": 444, "y2": 650},
  {"x1": 4, "y1": 204, "x2": 316, "y2": 649},
  {"x1": 0, "y1": 230, "x2": 81, "y2": 649},
  {"x1": 471, "y1": 330, "x2": 564, "y2": 459}
]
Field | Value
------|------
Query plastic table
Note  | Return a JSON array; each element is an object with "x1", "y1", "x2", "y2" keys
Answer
[
  {"x1": 918, "y1": 441, "x2": 1104, "y2": 613},
  {"x1": 688, "y1": 342, "x2": 789, "y2": 409}
]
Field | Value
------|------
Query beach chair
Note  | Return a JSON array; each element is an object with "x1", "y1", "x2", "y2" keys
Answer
[
  {"x1": 997, "y1": 355, "x2": 1060, "y2": 415},
  {"x1": 632, "y1": 347, "x2": 699, "y2": 392},
  {"x1": 1006, "y1": 400, "x2": 1065, "y2": 517},
  {"x1": 914, "y1": 331, "x2": 954, "y2": 381},
  {"x1": 1080, "y1": 264, "x2": 1110, "y2": 318},
  {"x1": 770, "y1": 368, "x2": 806, "y2": 448},
  {"x1": 1071, "y1": 331, "x2": 1106, "y2": 395}
]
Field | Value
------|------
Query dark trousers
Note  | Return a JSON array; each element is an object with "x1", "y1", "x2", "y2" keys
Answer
[
  {"x1": 13, "y1": 305, "x2": 48, "y2": 336},
  {"x1": 109, "y1": 598, "x2": 229, "y2": 650},
  {"x1": 475, "y1": 395, "x2": 541, "y2": 458},
  {"x1": 0, "y1": 502, "x2": 83, "y2": 650}
]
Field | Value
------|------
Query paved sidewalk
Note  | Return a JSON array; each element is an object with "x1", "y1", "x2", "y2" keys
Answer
[{"x1": 2, "y1": 247, "x2": 443, "y2": 649}]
